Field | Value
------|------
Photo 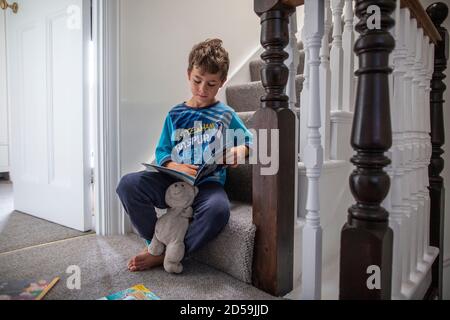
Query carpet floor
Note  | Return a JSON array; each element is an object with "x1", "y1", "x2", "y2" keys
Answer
[
  {"x1": 0, "y1": 212, "x2": 94, "y2": 254},
  {"x1": 0, "y1": 233, "x2": 278, "y2": 300}
]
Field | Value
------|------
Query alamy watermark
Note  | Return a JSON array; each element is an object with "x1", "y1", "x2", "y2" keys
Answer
[
  {"x1": 366, "y1": 265, "x2": 381, "y2": 290},
  {"x1": 171, "y1": 122, "x2": 280, "y2": 176},
  {"x1": 66, "y1": 265, "x2": 81, "y2": 290},
  {"x1": 367, "y1": 5, "x2": 381, "y2": 30}
]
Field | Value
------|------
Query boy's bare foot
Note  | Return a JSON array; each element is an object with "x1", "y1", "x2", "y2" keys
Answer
[{"x1": 127, "y1": 248, "x2": 165, "y2": 272}]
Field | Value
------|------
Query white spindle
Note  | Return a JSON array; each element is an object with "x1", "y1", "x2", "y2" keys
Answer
[
  {"x1": 319, "y1": 0, "x2": 332, "y2": 161},
  {"x1": 409, "y1": 24, "x2": 423, "y2": 279},
  {"x1": 300, "y1": 15, "x2": 310, "y2": 163},
  {"x1": 286, "y1": 12, "x2": 300, "y2": 111},
  {"x1": 423, "y1": 42, "x2": 435, "y2": 263},
  {"x1": 330, "y1": 0, "x2": 344, "y2": 111},
  {"x1": 342, "y1": 0, "x2": 354, "y2": 112},
  {"x1": 286, "y1": 12, "x2": 300, "y2": 224},
  {"x1": 417, "y1": 36, "x2": 430, "y2": 271},
  {"x1": 388, "y1": 1, "x2": 408, "y2": 299},
  {"x1": 401, "y1": 11, "x2": 416, "y2": 287},
  {"x1": 302, "y1": 0, "x2": 324, "y2": 300}
]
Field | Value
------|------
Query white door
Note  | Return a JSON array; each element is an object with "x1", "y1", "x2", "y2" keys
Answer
[{"x1": 6, "y1": 0, "x2": 92, "y2": 231}]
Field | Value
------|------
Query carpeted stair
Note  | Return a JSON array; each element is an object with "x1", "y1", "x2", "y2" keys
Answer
[{"x1": 192, "y1": 44, "x2": 305, "y2": 285}]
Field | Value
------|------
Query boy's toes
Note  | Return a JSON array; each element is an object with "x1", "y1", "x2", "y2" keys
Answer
[
  {"x1": 129, "y1": 266, "x2": 139, "y2": 272},
  {"x1": 127, "y1": 257, "x2": 137, "y2": 270}
]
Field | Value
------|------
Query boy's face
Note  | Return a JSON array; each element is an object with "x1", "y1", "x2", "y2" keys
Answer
[{"x1": 188, "y1": 66, "x2": 226, "y2": 107}]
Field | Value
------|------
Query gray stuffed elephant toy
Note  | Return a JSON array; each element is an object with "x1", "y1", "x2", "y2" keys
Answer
[{"x1": 148, "y1": 182, "x2": 199, "y2": 274}]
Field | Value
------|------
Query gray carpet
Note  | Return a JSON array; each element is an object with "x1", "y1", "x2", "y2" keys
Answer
[
  {"x1": 0, "y1": 212, "x2": 94, "y2": 254},
  {"x1": 0, "y1": 233, "x2": 278, "y2": 300},
  {"x1": 193, "y1": 201, "x2": 255, "y2": 284}
]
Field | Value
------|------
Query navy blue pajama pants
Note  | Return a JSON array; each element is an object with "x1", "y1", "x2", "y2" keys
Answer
[{"x1": 116, "y1": 171, "x2": 230, "y2": 256}]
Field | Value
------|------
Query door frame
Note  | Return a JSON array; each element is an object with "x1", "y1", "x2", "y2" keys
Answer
[
  {"x1": 93, "y1": 0, "x2": 130, "y2": 235},
  {"x1": 0, "y1": 10, "x2": 10, "y2": 176}
]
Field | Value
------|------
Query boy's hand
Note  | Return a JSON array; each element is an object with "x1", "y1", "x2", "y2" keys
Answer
[
  {"x1": 164, "y1": 162, "x2": 199, "y2": 177},
  {"x1": 225, "y1": 146, "x2": 249, "y2": 168}
]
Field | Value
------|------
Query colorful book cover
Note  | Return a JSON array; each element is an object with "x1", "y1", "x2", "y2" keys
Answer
[
  {"x1": 0, "y1": 277, "x2": 60, "y2": 300},
  {"x1": 99, "y1": 284, "x2": 160, "y2": 300}
]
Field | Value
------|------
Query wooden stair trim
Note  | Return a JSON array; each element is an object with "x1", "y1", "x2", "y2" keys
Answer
[{"x1": 401, "y1": 0, "x2": 442, "y2": 44}]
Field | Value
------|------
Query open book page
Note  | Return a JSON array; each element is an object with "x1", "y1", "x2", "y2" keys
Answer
[
  {"x1": 142, "y1": 163, "x2": 196, "y2": 185},
  {"x1": 142, "y1": 158, "x2": 227, "y2": 186}
]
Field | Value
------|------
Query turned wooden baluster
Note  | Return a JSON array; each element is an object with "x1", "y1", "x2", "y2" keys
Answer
[
  {"x1": 253, "y1": 0, "x2": 297, "y2": 297},
  {"x1": 319, "y1": 0, "x2": 332, "y2": 161},
  {"x1": 342, "y1": 0, "x2": 355, "y2": 112},
  {"x1": 302, "y1": 0, "x2": 324, "y2": 300},
  {"x1": 423, "y1": 40, "x2": 435, "y2": 265},
  {"x1": 427, "y1": 1, "x2": 448, "y2": 300},
  {"x1": 286, "y1": 12, "x2": 300, "y2": 112},
  {"x1": 401, "y1": 9, "x2": 416, "y2": 286},
  {"x1": 387, "y1": 0, "x2": 407, "y2": 299},
  {"x1": 410, "y1": 26, "x2": 423, "y2": 278},
  {"x1": 339, "y1": 0, "x2": 395, "y2": 300},
  {"x1": 300, "y1": 13, "x2": 310, "y2": 161},
  {"x1": 330, "y1": 0, "x2": 344, "y2": 112}
]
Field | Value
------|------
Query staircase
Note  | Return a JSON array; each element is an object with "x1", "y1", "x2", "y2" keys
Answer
[
  {"x1": 191, "y1": 43, "x2": 306, "y2": 287},
  {"x1": 186, "y1": 0, "x2": 447, "y2": 300}
]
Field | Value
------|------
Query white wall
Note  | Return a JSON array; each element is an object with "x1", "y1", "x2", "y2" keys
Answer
[
  {"x1": 420, "y1": 0, "x2": 450, "y2": 299},
  {"x1": 119, "y1": 0, "x2": 261, "y2": 175}
]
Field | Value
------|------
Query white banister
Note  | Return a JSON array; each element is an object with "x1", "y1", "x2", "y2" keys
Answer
[
  {"x1": 417, "y1": 35, "x2": 430, "y2": 272},
  {"x1": 286, "y1": 12, "x2": 300, "y2": 226},
  {"x1": 382, "y1": 5, "x2": 440, "y2": 299},
  {"x1": 300, "y1": 14, "x2": 310, "y2": 162},
  {"x1": 423, "y1": 41, "x2": 435, "y2": 264},
  {"x1": 286, "y1": 12, "x2": 300, "y2": 111},
  {"x1": 410, "y1": 25, "x2": 423, "y2": 280},
  {"x1": 342, "y1": 0, "x2": 354, "y2": 112},
  {"x1": 330, "y1": 0, "x2": 344, "y2": 112},
  {"x1": 319, "y1": 0, "x2": 332, "y2": 161},
  {"x1": 301, "y1": 0, "x2": 324, "y2": 300},
  {"x1": 388, "y1": 0, "x2": 408, "y2": 299},
  {"x1": 401, "y1": 10, "x2": 416, "y2": 288}
]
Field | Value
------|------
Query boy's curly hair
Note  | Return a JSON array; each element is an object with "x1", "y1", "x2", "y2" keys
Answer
[{"x1": 188, "y1": 39, "x2": 230, "y2": 81}]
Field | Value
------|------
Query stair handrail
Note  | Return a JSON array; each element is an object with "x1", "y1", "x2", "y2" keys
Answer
[{"x1": 402, "y1": 0, "x2": 441, "y2": 44}]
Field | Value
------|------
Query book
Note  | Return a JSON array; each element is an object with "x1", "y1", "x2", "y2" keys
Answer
[
  {"x1": 99, "y1": 284, "x2": 160, "y2": 300},
  {"x1": 0, "y1": 277, "x2": 60, "y2": 300},
  {"x1": 143, "y1": 121, "x2": 231, "y2": 185},
  {"x1": 142, "y1": 158, "x2": 227, "y2": 186}
]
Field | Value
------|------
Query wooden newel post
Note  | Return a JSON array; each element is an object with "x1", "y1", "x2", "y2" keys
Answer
[
  {"x1": 252, "y1": 0, "x2": 296, "y2": 296},
  {"x1": 427, "y1": 1, "x2": 448, "y2": 300},
  {"x1": 339, "y1": 0, "x2": 396, "y2": 300}
]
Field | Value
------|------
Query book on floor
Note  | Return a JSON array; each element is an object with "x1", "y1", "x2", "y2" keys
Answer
[
  {"x1": 0, "y1": 277, "x2": 60, "y2": 300},
  {"x1": 98, "y1": 284, "x2": 160, "y2": 300}
]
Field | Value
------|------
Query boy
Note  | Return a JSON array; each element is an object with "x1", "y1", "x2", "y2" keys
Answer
[{"x1": 116, "y1": 39, "x2": 253, "y2": 272}]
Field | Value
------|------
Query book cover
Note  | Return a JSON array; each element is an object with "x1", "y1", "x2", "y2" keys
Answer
[
  {"x1": 0, "y1": 277, "x2": 60, "y2": 300},
  {"x1": 99, "y1": 284, "x2": 160, "y2": 300}
]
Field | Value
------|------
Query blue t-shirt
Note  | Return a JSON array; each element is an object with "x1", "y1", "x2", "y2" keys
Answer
[{"x1": 155, "y1": 101, "x2": 253, "y2": 186}]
